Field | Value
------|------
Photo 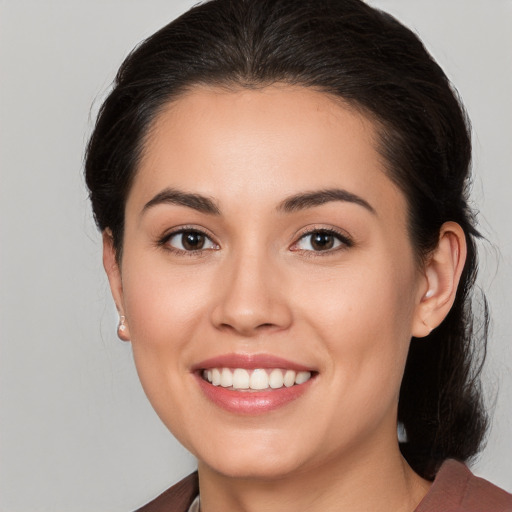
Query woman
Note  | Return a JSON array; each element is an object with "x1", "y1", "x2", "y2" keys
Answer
[{"x1": 85, "y1": 0, "x2": 512, "y2": 510}]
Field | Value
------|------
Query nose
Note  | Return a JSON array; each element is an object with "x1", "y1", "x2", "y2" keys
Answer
[{"x1": 210, "y1": 249, "x2": 293, "y2": 337}]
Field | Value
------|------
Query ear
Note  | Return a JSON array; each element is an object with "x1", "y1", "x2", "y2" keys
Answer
[
  {"x1": 102, "y1": 230, "x2": 130, "y2": 341},
  {"x1": 412, "y1": 222, "x2": 467, "y2": 338}
]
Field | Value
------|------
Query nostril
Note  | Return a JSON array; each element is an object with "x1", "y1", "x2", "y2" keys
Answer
[
  {"x1": 218, "y1": 322, "x2": 276, "y2": 333},
  {"x1": 211, "y1": 293, "x2": 293, "y2": 335}
]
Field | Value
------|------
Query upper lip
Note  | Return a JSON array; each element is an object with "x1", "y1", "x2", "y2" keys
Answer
[{"x1": 191, "y1": 353, "x2": 315, "y2": 372}]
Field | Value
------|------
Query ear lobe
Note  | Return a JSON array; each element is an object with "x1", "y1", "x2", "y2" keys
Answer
[
  {"x1": 102, "y1": 230, "x2": 131, "y2": 341},
  {"x1": 412, "y1": 222, "x2": 467, "y2": 338}
]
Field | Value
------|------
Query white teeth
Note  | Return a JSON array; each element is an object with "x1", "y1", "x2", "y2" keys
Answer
[
  {"x1": 269, "y1": 369, "x2": 284, "y2": 389},
  {"x1": 203, "y1": 368, "x2": 313, "y2": 390},
  {"x1": 232, "y1": 368, "x2": 250, "y2": 389},
  {"x1": 295, "y1": 371, "x2": 311, "y2": 385},
  {"x1": 284, "y1": 369, "x2": 296, "y2": 387},
  {"x1": 220, "y1": 368, "x2": 233, "y2": 387},
  {"x1": 211, "y1": 368, "x2": 221, "y2": 386},
  {"x1": 250, "y1": 369, "x2": 269, "y2": 390}
]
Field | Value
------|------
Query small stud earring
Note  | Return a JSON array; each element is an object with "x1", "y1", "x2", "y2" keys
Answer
[
  {"x1": 117, "y1": 315, "x2": 129, "y2": 340},
  {"x1": 424, "y1": 289, "x2": 434, "y2": 299}
]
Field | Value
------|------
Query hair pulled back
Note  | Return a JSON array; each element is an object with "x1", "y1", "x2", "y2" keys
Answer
[{"x1": 85, "y1": 0, "x2": 487, "y2": 479}]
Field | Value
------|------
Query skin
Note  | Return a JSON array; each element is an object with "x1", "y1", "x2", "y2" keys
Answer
[{"x1": 103, "y1": 85, "x2": 466, "y2": 512}]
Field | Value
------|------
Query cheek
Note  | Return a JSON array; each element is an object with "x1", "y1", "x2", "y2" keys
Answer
[
  {"x1": 119, "y1": 261, "x2": 215, "y2": 442},
  {"x1": 294, "y1": 253, "x2": 417, "y2": 398},
  {"x1": 122, "y1": 257, "x2": 211, "y2": 347},
  {"x1": 119, "y1": 255, "x2": 215, "y2": 405}
]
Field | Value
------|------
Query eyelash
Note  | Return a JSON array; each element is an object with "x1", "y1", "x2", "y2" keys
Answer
[
  {"x1": 158, "y1": 226, "x2": 219, "y2": 256},
  {"x1": 291, "y1": 227, "x2": 353, "y2": 256},
  {"x1": 158, "y1": 226, "x2": 353, "y2": 256}
]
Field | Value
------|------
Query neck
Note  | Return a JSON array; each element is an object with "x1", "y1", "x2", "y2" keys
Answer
[{"x1": 197, "y1": 441, "x2": 430, "y2": 512}]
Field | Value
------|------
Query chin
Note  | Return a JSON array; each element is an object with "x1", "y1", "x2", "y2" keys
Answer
[
  {"x1": 202, "y1": 454, "x2": 303, "y2": 481},
  {"x1": 193, "y1": 432, "x2": 310, "y2": 480}
]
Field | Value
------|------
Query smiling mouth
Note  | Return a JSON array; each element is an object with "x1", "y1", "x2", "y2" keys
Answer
[{"x1": 201, "y1": 368, "x2": 313, "y2": 391}]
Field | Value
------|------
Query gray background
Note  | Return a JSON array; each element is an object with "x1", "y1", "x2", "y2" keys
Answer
[{"x1": 0, "y1": 1, "x2": 510, "y2": 510}]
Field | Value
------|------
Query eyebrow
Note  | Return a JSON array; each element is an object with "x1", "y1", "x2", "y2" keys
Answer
[
  {"x1": 141, "y1": 188, "x2": 221, "y2": 216},
  {"x1": 277, "y1": 188, "x2": 376, "y2": 214},
  {"x1": 141, "y1": 187, "x2": 375, "y2": 217}
]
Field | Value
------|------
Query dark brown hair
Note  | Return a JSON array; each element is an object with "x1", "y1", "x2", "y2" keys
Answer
[{"x1": 85, "y1": 0, "x2": 487, "y2": 479}]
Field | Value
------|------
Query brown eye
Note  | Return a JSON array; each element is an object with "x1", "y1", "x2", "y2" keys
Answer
[
  {"x1": 166, "y1": 230, "x2": 217, "y2": 252},
  {"x1": 310, "y1": 232, "x2": 335, "y2": 250},
  {"x1": 182, "y1": 231, "x2": 205, "y2": 250},
  {"x1": 294, "y1": 230, "x2": 350, "y2": 252}
]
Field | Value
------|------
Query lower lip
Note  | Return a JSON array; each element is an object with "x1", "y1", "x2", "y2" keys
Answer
[{"x1": 195, "y1": 374, "x2": 314, "y2": 415}]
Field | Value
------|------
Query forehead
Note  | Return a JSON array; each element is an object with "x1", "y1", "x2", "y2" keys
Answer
[{"x1": 130, "y1": 84, "x2": 406, "y2": 221}]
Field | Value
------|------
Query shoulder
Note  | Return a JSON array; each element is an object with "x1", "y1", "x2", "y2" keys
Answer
[
  {"x1": 415, "y1": 459, "x2": 512, "y2": 512},
  {"x1": 134, "y1": 472, "x2": 199, "y2": 512}
]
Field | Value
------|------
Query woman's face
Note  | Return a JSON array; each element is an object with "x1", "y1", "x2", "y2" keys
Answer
[{"x1": 106, "y1": 85, "x2": 429, "y2": 479}]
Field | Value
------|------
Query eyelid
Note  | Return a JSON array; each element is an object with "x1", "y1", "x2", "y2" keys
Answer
[
  {"x1": 156, "y1": 224, "x2": 352, "y2": 256},
  {"x1": 290, "y1": 225, "x2": 353, "y2": 253},
  {"x1": 158, "y1": 225, "x2": 219, "y2": 253}
]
